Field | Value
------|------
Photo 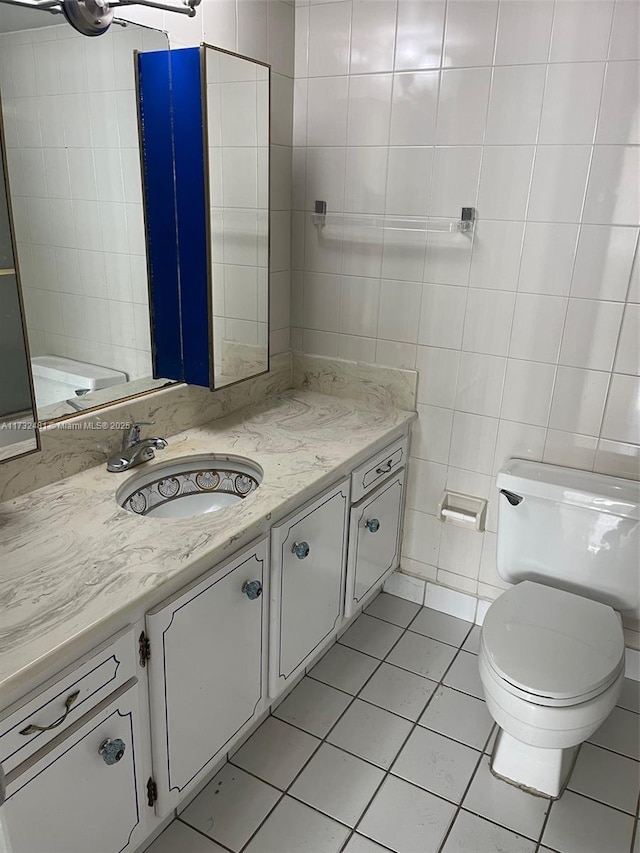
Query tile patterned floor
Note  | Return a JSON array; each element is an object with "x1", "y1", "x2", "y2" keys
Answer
[{"x1": 145, "y1": 592, "x2": 640, "y2": 853}]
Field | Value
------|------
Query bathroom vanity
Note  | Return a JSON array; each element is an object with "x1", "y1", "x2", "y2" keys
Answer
[{"x1": 0, "y1": 389, "x2": 413, "y2": 852}]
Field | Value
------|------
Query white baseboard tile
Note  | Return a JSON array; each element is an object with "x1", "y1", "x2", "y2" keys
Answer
[
  {"x1": 384, "y1": 574, "x2": 640, "y2": 680},
  {"x1": 475, "y1": 598, "x2": 492, "y2": 626},
  {"x1": 383, "y1": 570, "x2": 426, "y2": 605},
  {"x1": 425, "y1": 582, "x2": 477, "y2": 623},
  {"x1": 625, "y1": 647, "x2": 640, "y2": 682}
]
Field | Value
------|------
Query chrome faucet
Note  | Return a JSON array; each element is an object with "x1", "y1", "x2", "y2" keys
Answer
[{"x1": 107, "y1": 420, "x2": 167, "y2": 473}]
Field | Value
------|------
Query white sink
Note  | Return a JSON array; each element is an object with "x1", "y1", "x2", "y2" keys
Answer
[{"x1": 117, "y1": 454, "x2": 263, "y2": 519}]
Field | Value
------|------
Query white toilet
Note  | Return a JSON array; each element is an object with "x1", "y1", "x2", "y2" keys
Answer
[{"x1": 479, "y1": 460, "x2": 639, "y2": 799}]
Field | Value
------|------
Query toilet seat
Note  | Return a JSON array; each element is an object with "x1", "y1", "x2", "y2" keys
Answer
[{"x1": 481, "y1": 581, "x2": 625, "y2": 706}]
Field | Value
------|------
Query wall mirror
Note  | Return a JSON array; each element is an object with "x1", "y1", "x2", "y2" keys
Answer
[
  {"x1": 138, "y1": 44, "x2": 270, "y2": 391},
  {"x1": 0, "y1": 8, "x2": 173, "y2": 449},
  {"x1": 206, "y1": 47, "x2": 270, "y2": 388},
  {"x1": 0, "y1": 137, "x2": 38, "y2": 461}
]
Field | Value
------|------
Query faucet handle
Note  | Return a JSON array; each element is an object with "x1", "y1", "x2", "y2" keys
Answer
[{"x1": 122, "y1": 419, "x2": 155, "y2": 448}]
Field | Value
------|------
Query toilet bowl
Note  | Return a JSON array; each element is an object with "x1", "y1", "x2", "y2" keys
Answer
[
  {"x1": 478, "y1": 582, "x2": 625, "y2": 797},
  {"x1": 478, "y1": 461, "x2": 639, "y2": 799}
]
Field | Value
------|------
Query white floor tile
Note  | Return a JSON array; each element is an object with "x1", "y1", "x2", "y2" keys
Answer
[
  {"x1": 462, "y1": 624, "x2": 481, "y2": 655},
  {"x1": 180, "y1": 764, "x2": 280, "y2": 852},
  {"x1": 634, "y1": 824, "x2": 640, "y2": 853},
  {"x1": 617, "y1": 677, "x2": 640, "y2": 714},
  {"x1": 144, "y1": 821, "x2": 228, "y2": 853},
  {"x1": 359, "y1": 775, "x2": 456, "y2": 853},
  {"x1": 542, "y1": 791, "x2": 634, "y2": 853},
  {"x1": 386, "y1": 631, "x2": 458, "y2": 680},
  {"x1": 418, "y1": 685, "x2": 494, "y2": 750},
  {"x1": 273, "y1": 676, "x2": 352, "y2": 737},
  {"x1": 409, "y1": 607, "x2": 473, "y2": 647},
  {"x1": 443, "y1": 811, "x2": 536, "y2": 853},
  {"x1": 443, "y1": 650, "x2": 484, "y2": 699},
  {"x1": 327, "y1": 698, "x2": 413, "y2": 769},
  {"x1": 359, "y1": 662, "x2": 437, "y2": 720},
  {"x1": 310, "y1": 643, "x2": 380, "y2": 695},
  {"x1": 463, "y1": 756, "x2": 550, "y2": 840},
  {"x1": 343, "y1": 834, "x2": 391, "y2": 853},
  {"x1": 392, "y1": 726, "x2": 480, "y2": 803},
  {"x1": 231, "y1": 717, "x2": 320, "y2": 789},
  {"x1": 567, "y1": 743, "x2": 640, "y2": 813},
  {"x1": 365, "y1": 592, "x2": 421, "y2": 627},
  {"x1": 243, "y1": 796, "x2": 350, "y2": 853},
  {"x1": 289, "y1": 743, "x2": 384, "y2": 826},
  {"x1": 339, "y1": 614, "x2": 404, "y2": 659},
  {"x1": 588, "y1": 706, "x2": 640, "y2": 759}
]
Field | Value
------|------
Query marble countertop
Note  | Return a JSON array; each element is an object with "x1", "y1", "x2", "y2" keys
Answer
[{"x1": 0, "y1": 389, "x2": 414, "y2": 707}]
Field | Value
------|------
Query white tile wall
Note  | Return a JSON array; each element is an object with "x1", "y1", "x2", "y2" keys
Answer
[{"x1": 291, "y1": 0, "x2": 640, "y2": 627}]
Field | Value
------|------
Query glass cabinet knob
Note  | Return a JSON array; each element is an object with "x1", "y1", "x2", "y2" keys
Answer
[
  {"x1": 292, "y1": 541, "x2": 310, "y2": 559},
  {"x1": 242, "y1": 580, "x2": 263, "y2": 600},
  {"x1": 365, "y1": 518, "x2": 380, "y2": 533},
  {"x1": 98, "y1": 738, "x2": 126, "y2": 765}
]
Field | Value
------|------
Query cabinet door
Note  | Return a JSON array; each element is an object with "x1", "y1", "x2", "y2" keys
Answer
[
  {"x1": 270, "y1": 480, "x2": 349, "y2": 696},
  {"x1": 146, "y1": 537, "x2": 268, "y2": 815},
  {"x1": 4, "y1": 682, "x2": 149, "y2": 853},
  {"x1": 345, "y1": 471, "x2": 405, "y2": 618}
]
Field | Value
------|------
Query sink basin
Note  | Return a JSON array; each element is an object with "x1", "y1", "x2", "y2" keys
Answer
[{"x1": 117, "y1": 454, "x2": 263, "y2": 519}]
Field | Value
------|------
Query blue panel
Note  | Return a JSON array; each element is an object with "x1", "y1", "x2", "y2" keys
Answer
[
  {"x1": 170, "y1": 48, "x2": 211, "y2": 388},
  {"x1": 136, "y1": 49, "x2": 183, "y2": 381}
]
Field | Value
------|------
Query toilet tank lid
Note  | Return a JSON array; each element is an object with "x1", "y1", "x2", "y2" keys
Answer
[
  {"x1": 497, "y1": 460, "x2": 640, "y2": 521},
  {"x1": 31, "y1": 356, "x2": 127, "y2": 391}
]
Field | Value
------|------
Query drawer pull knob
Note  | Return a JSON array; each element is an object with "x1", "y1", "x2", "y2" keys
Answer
[
  {"x1": 19, "y1": 690, "x2": 80, "y2": 736},
  {"x1": 365, "y1": 518, "x2": 381, "y2": 533},
  {"x1": 376, "y1": 460, "x2": 393, "y2": 475},
  {"x1": 292, "y1": 541, "x2": 310, "y2": 559},
  {"x1": 242, "y1": 580, "x2": 263, "y2": 600},
  {"x1": 99, "y1": 738, "x2": 126, "y2": 765}
]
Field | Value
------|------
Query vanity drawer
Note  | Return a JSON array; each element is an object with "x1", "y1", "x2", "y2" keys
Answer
[
  {"x1": 351, "y1": 435, "x2": 408, "y2": 503},
  {"x1": 0, "y1": 626, "x2": 137, "y2": 775}
]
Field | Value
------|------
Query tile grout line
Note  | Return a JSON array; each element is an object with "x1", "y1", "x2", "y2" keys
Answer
[
  {"x1": 229, "y1": 610, "x2": 476, "y2": 852},
  {"x1": 175, "y1": 816, "x2": 237, "y2": 853},
  {"x1": 434, "y1": 723, "x2": 529, "y2": 853},
  {"x1": 346, "y1": 621, "x2": 482, "y2": 849},
  {"x1": 175, "y1": 602, "x2": 639, "y2": 852},
  {"x1": 223, "y1": 602, "x2": 414, "y2": 852}
]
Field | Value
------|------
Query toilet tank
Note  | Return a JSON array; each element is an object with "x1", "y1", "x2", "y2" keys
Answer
[{"x1": 496, "y1": 460, "x2": 640, "y2": 621}]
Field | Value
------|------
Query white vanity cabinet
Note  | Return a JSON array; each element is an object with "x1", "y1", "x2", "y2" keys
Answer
[
  {"x1": 345, "y1": 470, "x2": 405, "y2": 618},
  {"x1": 145, "y1": 537, "x2": 268, "y2": 815},
  {"x1": 3, "y1": 681, "x2": 150, "y2": 853},
  {"x1": 269, "y1": 479, "x2": 350, "y2": 696}
]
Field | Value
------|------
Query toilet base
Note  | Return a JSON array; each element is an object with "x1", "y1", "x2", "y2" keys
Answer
[{"x1": 490, "y1": 729, "x2": 579, "y2": 799}]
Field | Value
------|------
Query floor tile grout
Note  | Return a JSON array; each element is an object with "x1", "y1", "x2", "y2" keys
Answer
[
  {"x1": 346, "y1": 628, "x2": 482, "y2": 851},
  {"x1": 564, "y1": 785, "x2": 640, "y2": 818},
  {"x1": 175, "y1": 816, "x2": 237, "y2": 853},
  {"x1": 225, "y1": 619, "x2": 407, "y2": 853},
  {"x1": 433, "y1": 724, "x2": 503, "y2": 853},
  {"x1": 168, "y1": 599, "x2": 640, "y2": 853}
]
